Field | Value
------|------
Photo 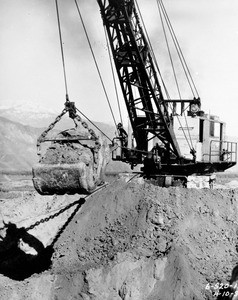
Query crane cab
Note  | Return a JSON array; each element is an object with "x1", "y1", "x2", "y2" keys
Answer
[{"x1": 173, "y1": 113, "x2": 237, "y2": 165}]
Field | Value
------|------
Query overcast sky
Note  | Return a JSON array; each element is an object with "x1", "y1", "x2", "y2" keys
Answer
[{"x1": 0, "y1": 0, "x2": 238, "y2": 136}]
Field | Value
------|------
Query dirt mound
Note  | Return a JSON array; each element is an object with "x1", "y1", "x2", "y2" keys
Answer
[
  {"x1": 1, "y1": 177, "x2": 238, "y2": 299},
  {"x1": 50, "y1": 179, "x2": 238, "y2": 299}
]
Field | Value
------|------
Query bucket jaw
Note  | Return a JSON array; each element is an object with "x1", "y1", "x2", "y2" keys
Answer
[{"x1": 32, "y1": 162, "x2": 97, "y2": 195}]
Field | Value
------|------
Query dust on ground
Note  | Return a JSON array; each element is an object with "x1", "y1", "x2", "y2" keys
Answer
[{"x1": 0, "y1": 172, "x2": 238, "y2": 299}]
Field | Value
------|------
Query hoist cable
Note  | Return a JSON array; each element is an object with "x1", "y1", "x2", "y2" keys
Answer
[
  {"x1": 54, "y1": 1, "x2": 113, "y2": 144},
  {"x1": 157, "y1": 1, "x2": 182, "y2": 100},
  {"x1": 158, "y1": 0, "x2": 195, "y2": 97},
  {"x1": 157, "y1": 0, "x2": 194, "y2": 151},
  {"x1": 136, "y1": 0, "x2": 194, "y2": 152},
  {"x1": 159, "y1": 0, "x2": 199, "y2": 98},
  {"x1": 55, "y1": 0, "x2": 69, "y2": 100},
  {"x1": 135, "y1": 1, "x2": 176, "y2": 110},
  {"x1": 74, "y1": 0, "x2": 118, "y2": 129},
  {"x1": 159, "y1": 0, "x2": 199, "y2": 97},
  {"x1": 104, "y1": 27, "x2": 123, "y2": 124},
  {"x1": 76, "y1": 107, "x2": 112, "y2": 142},
  {"x1": 135, "y1": 0, "x2": 193, "y2": 152},
  {"x1": 135, "y1": 1, "x2": 175, "y2": 120},
  {"x1": 135, "y1": 0, "x2": 169, "y2": 101}
]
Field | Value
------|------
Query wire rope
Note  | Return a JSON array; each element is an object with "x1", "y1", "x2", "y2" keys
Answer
[
  {"x1": 157, "y1": 1, "x2": 182, "y2": 100},
  {"x1": 157, "y1": 0, "x2": 194, "y2": 97},
  {"x1": 159, "y1": 0, "x2": 199, "y2": 98},
  {"x1": 76, "y1": 107, "x2": 112, "y2": 142},
  {"x1": 104, "y1": 27, "x2": 123, "y2": 124},
  {"x1": 54, "y1": 1, "x2": 114, "y2": 145},
  {"x1": 74, "y1": 0, "x2": 118, "y2": 129},
  {"x1": 135, "y1": 0, "x2": 193, "y2": 152},
  {"x1": 157, "y1": 0, "x2": 195, "y2": 152},
  {"x1": 135, "y1": 0, "x2": 169, "y2": 101},
  {"x1": 55, "y1": 0, "x2": 69, "y2": 101}
]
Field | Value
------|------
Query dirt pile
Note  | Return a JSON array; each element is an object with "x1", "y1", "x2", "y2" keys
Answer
[{"x1": 1, "y1": 177, "x2": 238, "y2": 299}]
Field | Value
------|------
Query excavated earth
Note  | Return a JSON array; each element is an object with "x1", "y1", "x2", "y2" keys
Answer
[
  {"x1": 32, "y1": 128, "x2": 110, "y2": 195},
  {"x1": 1, "y1": 174, "x2": 238, "y2": 299}
]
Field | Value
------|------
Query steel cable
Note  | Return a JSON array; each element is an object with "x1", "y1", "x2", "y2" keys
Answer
[
  {"x1": 55, "y1": 0, "x2": 69, "y2": 100},
  {"x1": 104, "y1": 27, "x2": 123, "y2": 125},
  {"x1": 74, "y1": 0, "x2": 118, "y2": 129},
  {"x1": 76, "y1": 108, "x2": 112, "y2": 142},
  {"x1": 135, "y1": 0, "x2": 193, "y2": 153},
  {"x1": 157, "y1": 0, "x2": 195, "y2": 152},
  {"x1": 159, "y1": 0, "x2": 199, "y2": 98},
  {"x1": 157, "y1": 1, "x2": 182, "y2": 100}
]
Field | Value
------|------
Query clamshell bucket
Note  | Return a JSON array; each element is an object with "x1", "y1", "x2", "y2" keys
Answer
[
  {"x1": 32, "y1": 162, "x2": 96, "y2": 195},
  {"x1": 32, "y1": 103, "x2": 109, "y2": 195},
  {"x1": 32, "y1": 135, "x2": 109, "y2": 195},
  {"x1": 32, "y1": 130, "x2": 109, "y2": 195}
]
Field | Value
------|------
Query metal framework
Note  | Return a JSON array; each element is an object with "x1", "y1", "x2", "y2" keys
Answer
[
  {"x1": 97, "y1": 0, "x2": 181, "y2": 161},
  {"x1": 97, "y1": 0, "x2": 236, "y2": 175}
]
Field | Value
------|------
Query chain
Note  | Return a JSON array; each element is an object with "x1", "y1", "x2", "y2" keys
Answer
[
  {"x1": 25, "y1": 183, "x2": 108, "y2": 232},
  {"x1": 73, "y1": 113, "x2": 101, "y2": 173},
  {"x1": 25, "y1": 197, "x2": 86, "y2": 231},
  {"x1": 36, "y1": 102, "x2": 101, "y2": 172},
  {"x1": 37, "y1": 108, "x2": 67, "y2": 156}
]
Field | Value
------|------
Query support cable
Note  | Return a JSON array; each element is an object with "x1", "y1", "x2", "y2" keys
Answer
[
  {"x1": 55, "y1": 1, "x2": 113, "y2": 143},
  {"x1": 157, "y1": 0, "x2": 194, "y2": 152},
  {"x1": 158, "y1": 1, "x2": 182, "y2": 100},
  {"x1": 104, "y1": 27, "x2": 123, "y2": 124},
  {"x1": 135, "y1": 0, "x2": 169, "y2": 102},
  {"x1": 55, "y1": 0, "x2": 69, "y2": 101},
  {"x1": 74, "y1": 0, "x2": 118, "y2": 129},
  {"x1": 135, "y1": 1, "x2": 175, "y2": 109},
  {"x1": 159, "y1": 0, "x2": 199, "y2": 98},
  {"x1": 135, "y1": 0, "x2": 193, "y2": 152},
  {"x1": 76, "y1": 107, "x2": 112, "y2": 143},
  {"x1": 157, "y1": 0, "x2": 195, "y2": 97}
]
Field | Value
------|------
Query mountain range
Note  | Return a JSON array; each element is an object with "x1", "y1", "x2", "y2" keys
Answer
[
  {"x1": 0, "y1": 104, "x2": 124, "y2": 172},
  {"x1": 0, "y1": 116, "x2": 41, "y2": 171}
]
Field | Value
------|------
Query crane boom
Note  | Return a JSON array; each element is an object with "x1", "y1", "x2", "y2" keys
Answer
[{"x1": 97, "y1": 0, "x2": 181, "y2": 162}]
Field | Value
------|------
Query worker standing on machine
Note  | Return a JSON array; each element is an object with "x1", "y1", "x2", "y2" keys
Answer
[
  {"x1": 117, "y1": 123, "x2": 128, "y2": 148},
  {"x1": 152, "y1": 143, "x2": 163, "y2": 170}
]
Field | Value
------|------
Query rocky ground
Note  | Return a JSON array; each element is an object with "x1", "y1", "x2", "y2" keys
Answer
[{"x1": 0, "y1": 172, "x2": 238, "y2": 299}]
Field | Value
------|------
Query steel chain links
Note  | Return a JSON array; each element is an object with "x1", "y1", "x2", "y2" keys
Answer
[
  {"x1": 74, "y1": 114, "x2": 101, "y2": 173},
  {"x1": 25, "y1": 181, "x2": 108, "y2": 232},
  {"x1": 37, "y1": 109, "x2": 67, "y2": 156},
  {"x1": 25, "y1": 197, "x2": 86, "y2": 232},
  {"x1": 36, "y1": 102, "x2": 101, "y2": 172}
]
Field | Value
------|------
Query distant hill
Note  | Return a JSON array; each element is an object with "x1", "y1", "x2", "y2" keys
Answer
[
  {"x1": 0, "y1": 103, "x2": 116, "y2": 136},
  {"x1": 0, "y1": 114, "x2": 132, "y2": 173},
  {"x1": 0, "y1": 103, "x2": 58, "y2": 129},
  {"x1": 0, "y1": 116, "x2": 42, "y2": 171},
  {"x1": 0, "y1": 103, "x2": 123, "y2": 172}
]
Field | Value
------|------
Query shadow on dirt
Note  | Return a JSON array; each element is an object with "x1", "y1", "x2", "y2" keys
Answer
[
  {"x1": 0, "y1": 197, "x2": 86, "y2": 281},
  {"x1": 0, "y1": 223, "x2": 53, "y2": 281}
]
